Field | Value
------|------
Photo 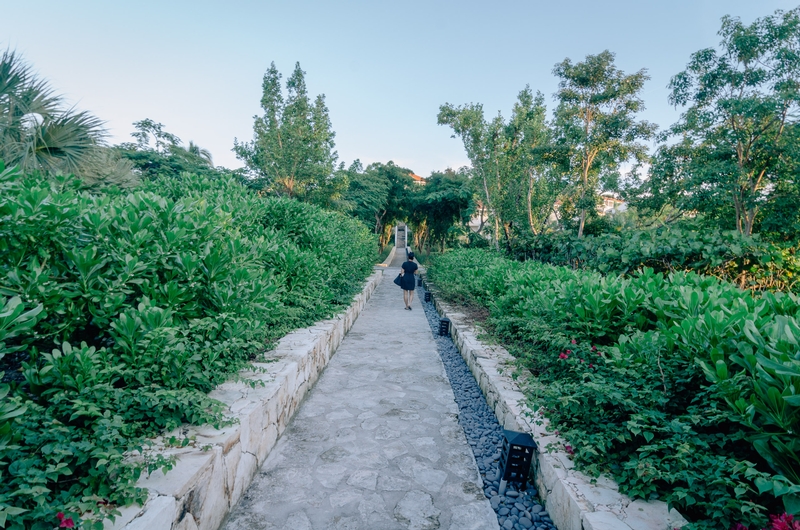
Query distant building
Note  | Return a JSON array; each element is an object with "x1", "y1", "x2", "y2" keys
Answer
[
  {"x1": 409, "y1": 173, "x2": 426, "y2": 185},
  {"x1": 474, "y1": 192, "x2": 627, "y2": 232},
  {"x1": 599, "y1": 192, "x2": 627, "y2": 215}
]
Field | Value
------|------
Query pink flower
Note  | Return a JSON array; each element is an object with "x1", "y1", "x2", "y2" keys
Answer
[
  {"x1": 565, "y1": 349, "x2": 572, "y2": 354},
  {"x1": 579, "y1": 359, "x2": 584, "y2": 363},
  {"x1": 591, "y1": 345, "x2": 597, "y2": 352},
  {"x1": 564, "y1": 444, "x2": 574, "y2": 455},
  {"x1": 730, "y1": 524, "x2": 749, "y2": 530},
  {"x1": 57, "y1": 513, "x2": 75, "y2": 529},
  {"x1": 571, "y1": 339, "x2": 577, "y2": 345},
  {"x1": 559, "y1": 353, "x2": 569, "y2": 360},
  {"x1": 589, "y1": 364, "x2": 594, "y2": 368}
]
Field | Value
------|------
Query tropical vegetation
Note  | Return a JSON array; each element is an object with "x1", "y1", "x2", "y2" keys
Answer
[
  {"x1": 3, "y1": 5, "x2": 800, "y2": 530},
  {"x1": 436, "y1": 8, "x2": 800, "y2": 252},
  {"x1": 428, "y1": 248, "x2": 800, "y2": 529},
  {"x1": 0, "y1": 165, "x2": 375, "y2": 529},
  {"x1": 424, "y1": 8, "x2": 800, "y2": 530}
]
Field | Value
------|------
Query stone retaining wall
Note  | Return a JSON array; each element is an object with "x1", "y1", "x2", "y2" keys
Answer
[
  {"x1": 106, "y1": 268, "x2": 384, "y2": 530},
  {"x1": 426, "y1": 282, "x2": 687, "y2": 530}
]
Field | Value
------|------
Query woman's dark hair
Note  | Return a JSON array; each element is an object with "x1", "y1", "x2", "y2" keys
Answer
[{"x1": 408, "y1": 252, "x2": 415, "y2": 260}]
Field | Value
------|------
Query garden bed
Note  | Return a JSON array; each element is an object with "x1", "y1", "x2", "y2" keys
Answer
[
  {"x1": 424, "y1": 279, "x2": 686, "y2": 530},
  {"x1": 425, "y1": 249, "x2": 800, "y2": 530}
]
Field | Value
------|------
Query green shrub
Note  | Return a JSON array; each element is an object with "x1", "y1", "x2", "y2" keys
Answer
[
  {"x1": 0, "y1": 165, "x2": 376, "y2": 529},
  {"x1": 428, "y1": 248, "x2": 800, "y2": 529},
  {"x1": 513, "y1": 228, "x2": 800, "y2": 293}
]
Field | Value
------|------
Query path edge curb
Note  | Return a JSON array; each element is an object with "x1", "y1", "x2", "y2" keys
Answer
[
  {"x1": 107, "y1": 269, "x2": 384, "y2": 530},
  {"x1": 425, "y1": 279, "x2": 688, "y2": 530}
]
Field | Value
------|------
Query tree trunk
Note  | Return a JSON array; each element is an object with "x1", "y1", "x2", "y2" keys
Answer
[
  {"x1": 502, "y1": 222, "x2": 513, "y2": 253},
  {"x1": 577, "y1": 208, "x2": 587, "y2": 238},
  {"x1": 744, "y1": 207, "x2": 758, "y2": 237},
  {"x1": 481, "y1": 170, "x2": 500, "y2": 251},
  {"x1": 527, "y1": 169, "x2": 536, "y2": 234}
]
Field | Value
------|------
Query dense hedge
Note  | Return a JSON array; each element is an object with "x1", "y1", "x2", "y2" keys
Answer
[
  {"x1": 428, "y1": 248, "x2": 800, "y2": 530},
  {"x1": 0, "y1": 166, "x2": 376, "y2": 529},
  {"x1": 512, "y1": 229, "x2": 800, "y2": 293}
]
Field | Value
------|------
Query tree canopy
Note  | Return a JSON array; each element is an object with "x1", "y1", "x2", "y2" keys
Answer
[
  {"x1": 117, "y1": 119, "x2": 219, "y2": 180},
  {"x1": 234, "y1": 62, "x2": 337, "y2": 201},
  {"x1": 552, "y1": 50, "x2": 655, "y2": 237},
  {"x1": 628, "y1": 8, "x2": 800, "y2": 236}
]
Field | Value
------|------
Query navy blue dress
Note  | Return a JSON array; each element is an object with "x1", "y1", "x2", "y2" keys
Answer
[{"x1": 400, "y1": 261, "x2": 418, "y2": 290}]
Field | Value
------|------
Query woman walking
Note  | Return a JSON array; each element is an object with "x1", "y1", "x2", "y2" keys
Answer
[{"x1": 400, "y1": 252, "x2": 418, "y2": 310}]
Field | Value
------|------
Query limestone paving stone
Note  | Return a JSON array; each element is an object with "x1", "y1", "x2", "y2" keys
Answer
[{"x1": 222, "y1": 269, "x2": 497, "y2": 530}]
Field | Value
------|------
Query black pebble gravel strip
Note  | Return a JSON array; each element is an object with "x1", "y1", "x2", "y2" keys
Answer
[{"x1": 418, "y1": 285, "x2": 557, "y2": 530}]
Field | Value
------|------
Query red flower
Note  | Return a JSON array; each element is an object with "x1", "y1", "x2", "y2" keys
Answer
[
  {"x1": 591, "y1": 345, "x2": 597, "y2": 352},
  {"x1": 589, "y1": 364, "x2": 594, "y2": 368},
  {"x1": 57, "y1": 513, "x2": 75, "y2": 529},
  {"x1": 768, "y1": 513, "x2": 800, "y2": 530},
  {"x1": 730, "y1": 524, "x2": 748, "y2": 530},
  {"x1": 559, "y1": 353, "x2": 569, "y2": 360},
  {"x1": 564, "y1": 444, "x2": 574, "y2": 455}
]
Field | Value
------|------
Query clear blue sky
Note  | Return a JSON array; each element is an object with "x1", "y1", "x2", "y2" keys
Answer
[{"x1": 4, "y1": 0, "x2": 797, "y2": 177}]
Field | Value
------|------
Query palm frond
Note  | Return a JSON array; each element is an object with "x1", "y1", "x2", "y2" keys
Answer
[{"x1": 0, "y1": 49, "x2": 106, "y2": 175}]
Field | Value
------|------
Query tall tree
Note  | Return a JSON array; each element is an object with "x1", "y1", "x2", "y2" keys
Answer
[
  {"x1": 505, "y1": 88, "x2": 562, "y2": 236},
  {"x1": 438, "y1": 102, "x2": 505, "y2": 249},
  {"x1": 234, "y1": 62, "x2": 337, "y2": 200},
  {"x1": 637, "y1": 8, "x2": 800, "y2": 236},
  {"x1": 439, "y1": 88, "x2": 562, "y2": 248},
  {"x1": 553, "y1": 50, "x2": 655, "y2": 237},
  {"x1": 186, "y1": 141, "x2": 213, "y2": 166}
]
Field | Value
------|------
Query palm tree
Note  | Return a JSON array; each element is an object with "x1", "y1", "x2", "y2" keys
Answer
[
  {"x1": 186, "y1": 141, "x2": 213, "y2": 166},
  {"x1": 0, "y1": 50, "x2": 106, "y2": 175}
]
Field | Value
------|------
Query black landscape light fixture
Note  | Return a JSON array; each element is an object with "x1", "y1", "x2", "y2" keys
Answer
[
  {"x1": 497, "y1": 429, "x2": 537, "y2": 494},
  {"x1": 417, "y1": 277, "x2": 423, "y2": 287},
  {"x1": 424, "y1": 292, "x2": 431, "y2": 303},
  {"x1": 438, "y1": 317, "x2": 450, "y2": 336}
]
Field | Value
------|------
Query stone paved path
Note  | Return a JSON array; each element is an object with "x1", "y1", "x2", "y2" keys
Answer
[{"x1": 222, "y1": 265, "x2": 498, "y2": 530}]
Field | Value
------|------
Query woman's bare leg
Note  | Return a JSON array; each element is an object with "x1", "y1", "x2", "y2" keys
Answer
[
  {"x1": 403, "y1": 290, "x2": 409, "y2": 308},
  {"x1": 408, "y1": 290, "x2": 414, "y2": 306}
]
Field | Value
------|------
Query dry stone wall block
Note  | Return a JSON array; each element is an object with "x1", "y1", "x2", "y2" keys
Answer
[
  {"x1": 583, "y1": 511, "x2": 633, "y2": 530},
  {"x1": 173, "y1": 514, "x2": 199, "y2": 530},
  {"x1": 124, "y1": 496, "x2": 176, "y2": 530}
]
